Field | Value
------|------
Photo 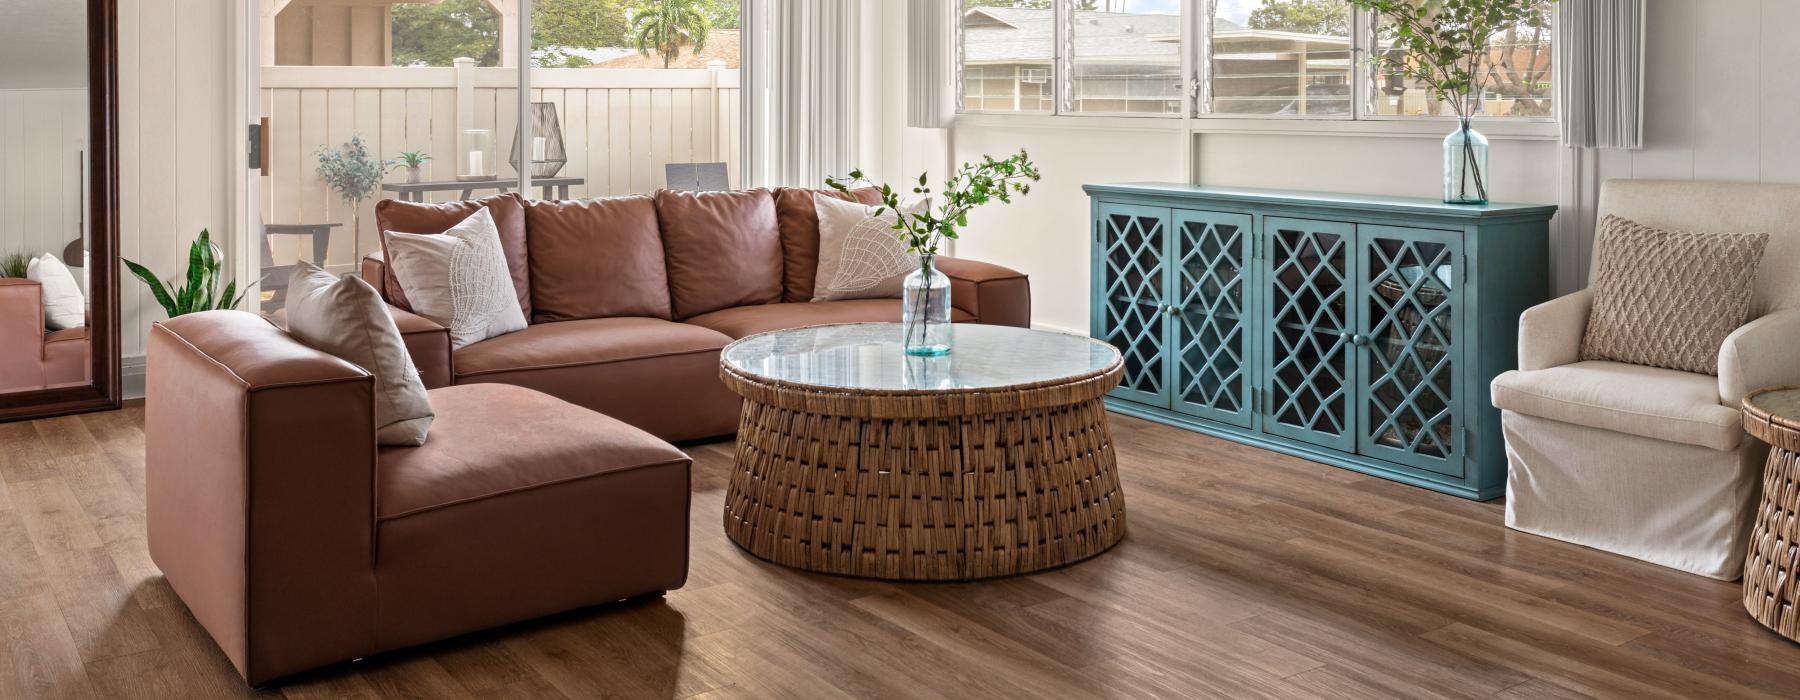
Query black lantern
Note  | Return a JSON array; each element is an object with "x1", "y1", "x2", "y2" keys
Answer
[{"x1": 510, "y1": 102, "x2": 568, "y2": 179}]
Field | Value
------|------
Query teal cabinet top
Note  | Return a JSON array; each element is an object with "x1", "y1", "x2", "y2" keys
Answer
[{"x1": 1084, "y1": 182, "x2": 1558, "y2": 221}]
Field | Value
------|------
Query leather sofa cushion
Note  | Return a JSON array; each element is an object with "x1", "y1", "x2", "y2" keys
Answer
[
  {"x1": 525, "y1": 196, "x2": 673, "y2": 322},
  {"x1": 655, "y1": 188, "x2": 782, "y2": 319},
  {"x1": 375, "y1": 194, "x2": 532, "y2": 318},
  {"x1": 453, "y1": 317, "x2": 729, "y2": 378},
  {"x1": 685, "y1": 299, "x2": 974, "y2": 340},
  {"x1": 377, "y1": 383, "x2": 688, "y2": 520},
  {"x1": 1491, "y1": 360, "x2": 1744, "y2": 451},
  {"x1": 774, "y1": 186, "x2": 884, "y2": 303}
]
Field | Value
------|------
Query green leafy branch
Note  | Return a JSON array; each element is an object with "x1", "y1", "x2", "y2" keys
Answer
[
  {"x1": 1347, "y1": 0, "x2": 1553, "y2": 119},
  {"x1": 825, "y1": 149, "x2": 1042, "y2": 258}
]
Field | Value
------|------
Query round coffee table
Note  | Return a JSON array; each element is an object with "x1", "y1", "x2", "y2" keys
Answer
[
  {"x1": 719, "y1": 323, "x2": 1127, "y2": 581},
  {"x1": 1743, "y1": 386, "x2": 1800, "y2": 641}
]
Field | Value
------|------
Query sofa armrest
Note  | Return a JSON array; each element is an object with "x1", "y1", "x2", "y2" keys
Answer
[
  {"x1": 387, "y1": 304, "x2": 453, "y2": 389},
  {"x1": 935, "y1": 256, "x2": 1031, "y2": 328},
  {"x1": 1719, "y1": 308, "x2": 1800, "y2": 407},
  {"x1": 0, "y1": 280, "x2": 47, "y2": 391},
  {"x1": 361, "y1": 252, "x2": 388, "y2": 299},
  {"x1": 146, "y1": 310, "x2": 379, "y2": 683},
  {"x1": 1518, "y1": 289, "x2": 1593, "y2": 371}
]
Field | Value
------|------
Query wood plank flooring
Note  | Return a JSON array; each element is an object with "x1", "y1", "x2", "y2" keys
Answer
[{"x1": 0, "y1": 404, "x2": 1795, "y2": 698}]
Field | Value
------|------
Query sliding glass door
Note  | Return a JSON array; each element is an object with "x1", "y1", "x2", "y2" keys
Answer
[{"x1": 247, "y1": 0, "x2": 741, "y2": 314}]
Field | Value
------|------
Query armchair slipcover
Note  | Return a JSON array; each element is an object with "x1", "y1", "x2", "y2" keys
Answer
[{"x1": 1491, "y1": 179, "x2": 1800, "y2": 580}]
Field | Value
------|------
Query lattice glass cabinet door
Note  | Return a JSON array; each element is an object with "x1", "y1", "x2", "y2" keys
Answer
[
  {"x1": 1355, "y1": 225, "x2": 1465, "y2": 475},
  {"x1": 1260, "y1": 217, "x2": 1357, "y2": 451},
  {"x1": 1169, "y1": 210, "x2": 1256, "y2": 427},
  {"x1": 1093, "y1": 203, "x2": 1171, "y2": 406}
]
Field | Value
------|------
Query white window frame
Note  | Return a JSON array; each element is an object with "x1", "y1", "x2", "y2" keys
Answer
[{"x1": 954, "y1": 0, "x2": 1558, "y2": 140}]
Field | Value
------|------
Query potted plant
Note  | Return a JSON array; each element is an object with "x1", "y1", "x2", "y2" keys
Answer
[
  {"x1": 1347, "y1": 0, "x2": 1553, "y2": 204},
  {"x1": 827, "y1": 150, "x2": 1040, "y2": 356},
  {"x1": 0, "y1": 252, "x2": 27, "y2": 279},
  {"x1": 396, "y1": 150, "x2": 432, "y2": 184},
  {"x1": 122, "y1": 229, "x2": 253, "y2": 317},
  {"x1": 316, "y1": 134, "x2": 396, "y2": 259}
]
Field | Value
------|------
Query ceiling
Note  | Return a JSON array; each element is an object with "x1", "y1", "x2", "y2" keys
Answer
[{"x1": 0, "y1": 0, "x2": 88, "y2": 89}]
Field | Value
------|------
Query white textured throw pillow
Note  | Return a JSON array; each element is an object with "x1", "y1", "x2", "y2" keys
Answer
[
  {"x1": 286, "y1": 262, "x2": 435, "y2": 446},
  {"x1": 382, "y1": 208, "x2": 527, "y2": 350},
  {"x1": 26, "y1": 253, "x2": 85, "y2": 330},
  {"x1": 812, "y1": 195, "x2": 921, "y2": 302}
]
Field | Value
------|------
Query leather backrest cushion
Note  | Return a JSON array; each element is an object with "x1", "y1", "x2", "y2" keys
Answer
[
  {"x1": 375, "y1": 193, "x2": 531, "y2": 318},
  {"x1": 774, "y1": 186, "x2": 884, "y2": 303},
  {"x1": 525, "y1": 196, "x2": 673, "y2": 322},
  {"x1": 655, "y1": 188, "x2": 782, "y2": 319}
]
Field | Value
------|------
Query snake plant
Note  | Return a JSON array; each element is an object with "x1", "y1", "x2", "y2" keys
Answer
[{"x1": 123, "y1": 229, "x2": 252, "y2": 317}]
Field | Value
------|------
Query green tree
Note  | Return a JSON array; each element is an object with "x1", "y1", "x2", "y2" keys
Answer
[
  {"x1": 629, "y1": 0, "x2": 711, "y2": 69},
  {"x1": 1247, "y1": 0, "x2": 1350, "y2": 35},
  {"x1": 534, "y1": 0, "x2": 631, "y2": 67},
  {"x1": 391, "y1": 0, "x2": 501, "y2": 67},
  {"x1": 965, "y1": 0, "x2": 1098, "y2": 9},
  {"x1": 703, "y1": 0, "x2": 739, "y2": 30}
]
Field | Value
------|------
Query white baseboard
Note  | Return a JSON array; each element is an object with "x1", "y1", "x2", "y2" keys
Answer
[{"x1": 123, "y1": 354, "x2": 145, "y2": 400}]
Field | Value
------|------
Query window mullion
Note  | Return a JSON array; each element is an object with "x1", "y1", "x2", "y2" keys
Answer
[
  {"x1": 1352, "y1": 6, "x2": 1368, "y2": 121},
  {"x1": 1055, "y1": 0, "x2": 1069, "y2": 115}
]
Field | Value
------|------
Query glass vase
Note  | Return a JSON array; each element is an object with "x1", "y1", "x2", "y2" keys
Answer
[
  {"x1": 902, "y1": 254, "x2": 952, "y2": 356},
  {"x1": 1443, "y1": 118, "x2": 1489, "y2": 205}
]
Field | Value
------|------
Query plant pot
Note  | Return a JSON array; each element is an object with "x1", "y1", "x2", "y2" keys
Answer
[
  {"x1": 405, "y1": 166, "x2": 423, "y2": 184},
  {"x1": 902, "y1": 254, "x2": 952, "y2": 356}
]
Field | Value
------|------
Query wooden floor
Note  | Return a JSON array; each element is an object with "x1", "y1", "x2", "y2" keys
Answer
[{"x1": 0, "y1": 405, "x2": 1796, "y2": 699}]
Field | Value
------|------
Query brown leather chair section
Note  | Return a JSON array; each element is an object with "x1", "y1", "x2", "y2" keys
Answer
[
  {"x1": 685, "y1": 299, "x2": 974, "y2": 340},
  {"x1": 453, "y1": 317, "x2": 740, "y2": 441},
  {"x1": 42, "y1": 327, "x2": 90, "y2": 387},
  {"x1": 525, "y1": 196, "x2": 673, "y2": 322},
  {"x1": 147, "y1": 311, "x2": 380, "y2": 685},
  {"x1": 654, "y1": 188, "x2": 782, "y2": 319},
  {"x1": 374, "y1": 384, "x2": 689, "y2": 649},
  {"x1": 937, "y1": 256, "x2": 1032, "y2": 328},
  {"x1": 773, "y1": 186, "x2": 883, "y2": 303},
  {"x1": 0, "y1": 279, "x2": 47, "y2": 392},
  {"x1": 375, "y1": 193, "x2": 532, "y2": 317}
]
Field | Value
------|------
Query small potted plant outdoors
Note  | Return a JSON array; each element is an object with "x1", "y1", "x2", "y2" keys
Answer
[
  {"x1": 397, "y1": 150, "x2": 432, "y2": 184},
  {"x1": 828, "y1": 150, "x2": 1039, "y2": 356}
]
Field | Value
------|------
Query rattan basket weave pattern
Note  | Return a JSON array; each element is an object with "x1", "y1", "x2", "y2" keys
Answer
[
  {"x1": 720, "y1": 358, "x2": 1128, "y2": 581},
  {"x1": 1742, "y1": 386, "x2": 1800, "y2": 641}
]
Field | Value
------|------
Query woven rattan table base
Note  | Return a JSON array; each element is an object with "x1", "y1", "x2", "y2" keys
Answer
[
  {"x1": 1743, "y1": 387, "x2": 1800, "y2": 642},
  {"x1": 721, "y1": 375, "x2": 1128, "y2": 581}
]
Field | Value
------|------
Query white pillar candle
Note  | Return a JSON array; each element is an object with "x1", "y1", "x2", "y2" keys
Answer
[
  {"x1": 532, "y1": 136, "x2": 548, "y2": 162},
  {"x1": 468, "y1": 150, "x2": 484, "y2": 176}
]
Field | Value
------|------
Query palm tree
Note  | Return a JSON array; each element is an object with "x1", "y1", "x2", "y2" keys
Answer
[{"x1": 630, "y1": 0, "x2": 711, "y2": 69}]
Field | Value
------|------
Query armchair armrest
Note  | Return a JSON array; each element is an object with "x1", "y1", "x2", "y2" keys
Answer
[
  {"x1": 1518, "y1": 289, "x2": 1593, "y2": 371},
  {"x1": 1719, "y1": 308, "x2": 1800, "y2": 406},
  {"x1": 387, "y1": 304, "x2": 453, "y2": 389},
  {"x1": 935, "y1": 256, "x2": 1031, "y2": 328}
]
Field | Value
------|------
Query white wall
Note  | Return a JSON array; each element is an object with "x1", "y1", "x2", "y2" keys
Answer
[
  {"x1": 889, "y1": 0, "x2": 1800, "y2": 334},
  {"x1": 0, "y1": 89, "x2": 89, "y2": 266}
]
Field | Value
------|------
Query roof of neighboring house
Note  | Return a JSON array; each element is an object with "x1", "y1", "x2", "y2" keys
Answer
[
  {"x1": 591, "y1": 29, "x2": 739, "y2": 69},
  {"x1": 963, "y1": 7, "x2": 1351, "y2": 66}
]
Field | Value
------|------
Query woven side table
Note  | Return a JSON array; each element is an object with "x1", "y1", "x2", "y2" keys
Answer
[
  {"x1": 1742, "y1": 386, "x2": 1800, "y2": 641},
  {"x1": 719, "y1": 323, "x2": 1127, "y2": 581}
]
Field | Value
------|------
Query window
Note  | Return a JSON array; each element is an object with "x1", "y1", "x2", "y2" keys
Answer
[{"x1": 956, "y1": 0, "x2": 1554, "y2": 121}]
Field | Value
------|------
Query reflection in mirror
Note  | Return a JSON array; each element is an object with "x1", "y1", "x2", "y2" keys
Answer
[{"x1": 0, "y1": 0, "x2": 93, "y2": 396}]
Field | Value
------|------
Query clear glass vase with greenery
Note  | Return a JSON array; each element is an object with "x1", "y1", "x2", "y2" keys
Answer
[
  {"x1": 1346, "y1": 0, "x2": 1554, "y2": 204},
  {"x1": 827, "y1": 150, "x2": 1040, "y2": 356}
]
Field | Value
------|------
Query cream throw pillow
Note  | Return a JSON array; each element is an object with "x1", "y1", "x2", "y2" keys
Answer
[
  {"x1": 286, "y1": 262, "x2": 434, "y2": 446},
  {"x1": 1580, "y1": 215, "x2": 1769, "y2": 375},
  {"x1": 812, "y1": 196, "x2": 922, "y2": 302},
  {"x1": 383, "y1": 208, "x2": 528, "y2": 350},
  {"x1": 26, "y1": 253, "x2": 85, "y2": 330}
]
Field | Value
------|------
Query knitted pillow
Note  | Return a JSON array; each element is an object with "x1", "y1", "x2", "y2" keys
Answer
[{"x1": 1580, "y1": 215, "x2": 1768, "y2": 375}]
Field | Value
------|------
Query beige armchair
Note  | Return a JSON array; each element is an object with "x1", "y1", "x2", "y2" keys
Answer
[{"x1": 1491, "y1": 179, "x2": 1800, "y2": 580}]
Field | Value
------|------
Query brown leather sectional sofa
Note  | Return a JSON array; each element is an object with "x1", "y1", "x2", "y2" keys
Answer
[
  {"x1": 362, "y1": 187, "x2": 1032, "y2": 441},
  {"x1": 145, "y1": 187, "x2": 1029, "y2": 685},
  {"x1": 0, "y1": 279, "x2": 89, "y2": 392}
]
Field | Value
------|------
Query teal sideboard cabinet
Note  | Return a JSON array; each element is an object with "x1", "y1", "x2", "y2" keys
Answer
[{"x1": 1084, "y1": 182, "x2": 1555, "y2": 500}]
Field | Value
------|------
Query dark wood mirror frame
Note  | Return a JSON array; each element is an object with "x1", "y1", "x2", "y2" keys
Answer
[{"x1": 0, "y1": 0, "x2": 121, "y2": 423}]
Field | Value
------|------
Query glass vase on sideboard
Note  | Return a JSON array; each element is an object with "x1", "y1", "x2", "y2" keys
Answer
[
  {"x1": 902, "y1": 254, "x2": 953, "y2": 356},
  {"x1": 1443, "y1": 118, "x2": 1489, "y2": 205}
]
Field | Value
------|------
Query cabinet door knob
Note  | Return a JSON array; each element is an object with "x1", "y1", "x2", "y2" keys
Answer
[{"x1": 1165, "y1": 305, "x2": 1181, "y2": 316}]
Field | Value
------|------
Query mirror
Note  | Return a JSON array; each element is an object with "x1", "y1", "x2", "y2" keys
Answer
[{"x1": 0, "y1": 0, "x2": 119, "y2": 421}]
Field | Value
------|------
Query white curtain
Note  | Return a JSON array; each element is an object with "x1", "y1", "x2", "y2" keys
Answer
[
  {"x1": 1556, "y1": 0, "x2": 1645, "y2": 149},
  {"x1": 742, "y1": 0, "x2": 863, "y2": 188},
  {"x1": 907, "y1": 0, "x2": 956, "y2": 129}
]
